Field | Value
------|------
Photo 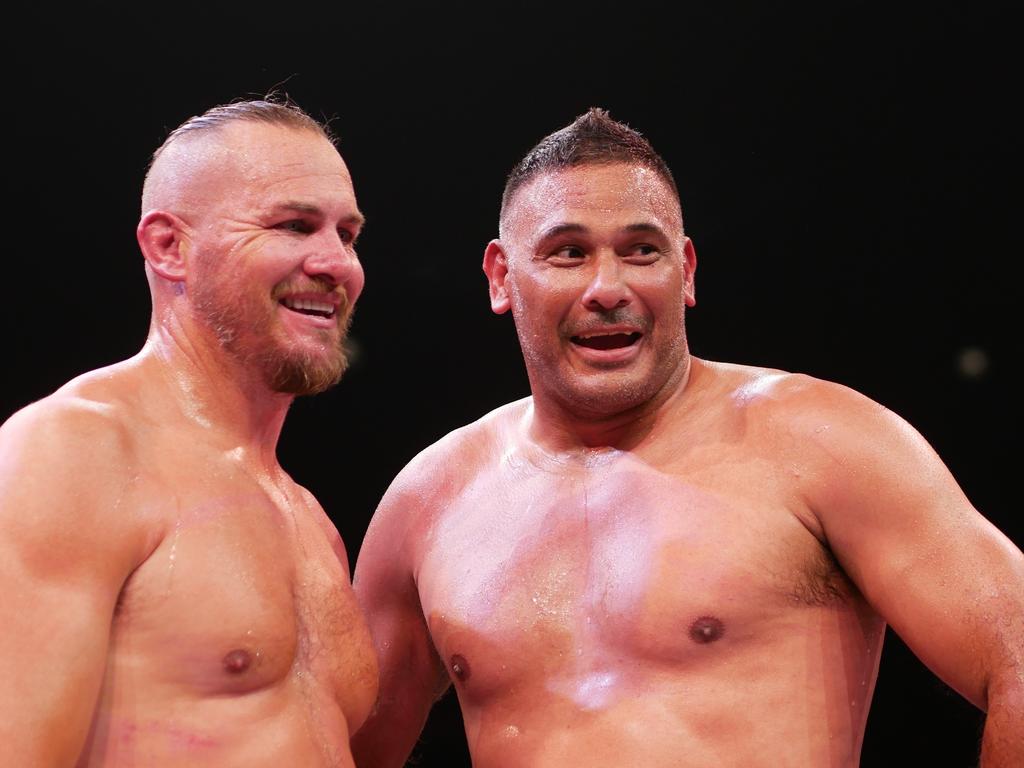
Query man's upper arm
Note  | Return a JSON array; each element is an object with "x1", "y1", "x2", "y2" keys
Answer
[
  {"x1": 0, "y1": 400, "x2": 153, "y2": 765},
  {"x1": 351, "y1": 466, "x2": 450, "y2": 768},
  {"x1": 796, "y1": 383, "x2": 1024, "y2": 710}
]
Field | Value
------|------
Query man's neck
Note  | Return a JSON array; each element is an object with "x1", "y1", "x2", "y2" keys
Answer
[
  {"x1": 525, "y1": 356, "x2": 702, "y2": 456},
  {"x1": 137, "y1": 323, "x2": 293, "y2": 472}
]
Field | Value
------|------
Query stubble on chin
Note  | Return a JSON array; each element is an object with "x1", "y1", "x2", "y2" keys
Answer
[
  {"x1": 523, "y1": 322, "x2": 688, "y2": 422},
  {"x1": 193, "y1": 280, "x2": 356, "y2": 397},
  {"x1": 261, "y1": 307, "x2": 354, "y2": 396}
]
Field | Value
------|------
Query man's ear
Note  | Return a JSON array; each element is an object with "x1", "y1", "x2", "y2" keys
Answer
[
  {"x1": 137, "y1": 210, "x2": 190, "y2": 282},
  {"x1": 483, "y1": 240, "x2": 512, "y2": 315},
  {"x1": 682, "y1": 236, "x2": 697, "y2": 307}
]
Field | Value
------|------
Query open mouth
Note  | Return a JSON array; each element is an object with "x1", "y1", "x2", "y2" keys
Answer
[
  {"x1": 570, "y1": 332, "x2": 642, "y2": 350},
  {"x1": 281, "y1": 297, "x2": 336, "y2": 319}
]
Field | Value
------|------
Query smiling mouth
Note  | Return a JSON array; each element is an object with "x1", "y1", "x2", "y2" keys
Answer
[
  {"x1": 570, "y1": 332, "x2": 642, "y2": 350},
  {"x1": 281, "y1": 297, "x2": 336, "y2": 319}
]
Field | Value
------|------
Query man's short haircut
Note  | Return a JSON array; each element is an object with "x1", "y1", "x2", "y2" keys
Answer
[
  {"x1": 500, "y1": 107, "x2": 682, "y2": 224},
  {"x1": 146, "y1": 95, "x2": 334, "y2": 175}
]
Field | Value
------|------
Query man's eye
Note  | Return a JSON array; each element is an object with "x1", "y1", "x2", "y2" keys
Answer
[
  {"x1": 552, "y1": 245, "x2": 585, "y2": 260},
  {"x1": 277, "y1": 220, "x2": 312, "y2": 233},
  {"x1": 338, "y1": 228, "x2": 354, "y2": 244},
  {"x1": 627, "y1": 244, "x2": 660, "y2": 262}
]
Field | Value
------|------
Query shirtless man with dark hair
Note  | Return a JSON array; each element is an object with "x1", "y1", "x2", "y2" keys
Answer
[
  {"x1": 0, "y1": 98, "x2": 377, "y2": 766},
  {"x1": 352, "y1": 108, "x2": 1024, "y2": 766}
]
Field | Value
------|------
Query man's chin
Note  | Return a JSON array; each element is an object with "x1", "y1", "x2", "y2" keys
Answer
[
  {"x1": 547, "y1": 374, "x2": 661, "y2": 419},
  {"x1": 263, "y1": 350, "x2": 349, "y2": 396}
]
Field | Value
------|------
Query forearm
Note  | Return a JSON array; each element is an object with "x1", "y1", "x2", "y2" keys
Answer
[
  {"x1": 980, "y1": 677, "x2": 1024, "y2": 767},
  {"x1": 351, "y1": 705, "x2": 430, "y2": 768},
  {"x1": 2, "y1": 724, "x2": 85, "y2": 768},
  {"x1": 351, "y1": 673, "x2": 447, "y2": 768}
]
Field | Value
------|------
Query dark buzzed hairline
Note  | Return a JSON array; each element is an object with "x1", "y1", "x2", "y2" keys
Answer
[{"x1": 499, "y1": 107, "x2": 683, "y2": 227}]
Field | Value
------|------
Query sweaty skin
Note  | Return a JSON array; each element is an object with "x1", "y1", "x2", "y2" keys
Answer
[
  {"x1": 0, "y1": 122, "x2": 377, "y2": 767},
  {"x1": 352, "y1": 164, "x2": 1024, "y2": 767}
]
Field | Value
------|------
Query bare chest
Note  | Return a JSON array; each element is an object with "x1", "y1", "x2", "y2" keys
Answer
[
  {"x1": 109, "y1": 474, "x2": 376, "y2": 726},
  {"x1": 419, "y1": 454, "x2": 851, "y2": 695}
]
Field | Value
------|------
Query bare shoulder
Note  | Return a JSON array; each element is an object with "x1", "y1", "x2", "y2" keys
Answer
[
  {"x1": 0, "y1": 369, "x2": 159, "y2": 569},
  {"x1": 705, "y1": 359, "x2": 909, "y2": 448},
  {"x1": 358, "y1": 398, "x2": 527, "y2": 573},
  {"x1": 2, "y1": 369, "x2": 139, "y2": 479},
  {"x1": 379, "y1": 397, "x2": 527, "y2": 513},
  {"x1": 705, "y1": 360, "x2": 962, "y2": 526}
]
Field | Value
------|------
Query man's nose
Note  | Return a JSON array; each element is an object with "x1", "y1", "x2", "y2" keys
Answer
[
  {"x1": 304, "y1": 232, "x2": 365, "y2": 303},
  {"x1": 581, "y1": 252, "x2": 630, "y2": 311}
]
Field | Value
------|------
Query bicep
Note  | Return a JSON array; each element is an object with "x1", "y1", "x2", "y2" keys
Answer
[
  {"x1": 810, "y1": 407, "x2": 1024, "y2": 709},
  {"x1": 351, "y1": 496, "x2": 449, "y2": 767},
  {"x1": 0, "y1": 545, "x2": 122, "y2": 764},
  {"x1": 0, "y1": 410, "x2": 144, "y2": 763}
]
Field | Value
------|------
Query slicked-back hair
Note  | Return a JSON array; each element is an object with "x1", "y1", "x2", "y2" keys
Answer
[
  {"x1": 500, "y1": 107, "x2": 682, "y2": 226},
  {"x1": 146, "y1": 96, "x2": 334, "y2": 174}
]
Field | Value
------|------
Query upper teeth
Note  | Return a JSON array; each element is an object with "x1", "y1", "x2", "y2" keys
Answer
[{"x1": 284, "y1": 297, "x2": 334, "y2": 314}]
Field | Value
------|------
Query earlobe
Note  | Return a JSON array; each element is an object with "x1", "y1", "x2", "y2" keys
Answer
[
  {"x1": 137, "y1": 211, "x2": 189, "y2": 282},
  {"x1": 483, "y1": 240, "x2": 512, "y2": 315},
  {"x1": 683, "y1": 236, "x2": 697, "y2": 307}
]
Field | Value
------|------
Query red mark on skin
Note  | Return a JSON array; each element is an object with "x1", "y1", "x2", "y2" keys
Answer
[
  {"x1": 689, "y1": 615, "x2": 725, "y2": 644},
  {"x1": 116, "y1": 721, "x2": 139, "y2": 748},
  {"x1": 450, "y1": 654, "x2": 471, "y2": 682},
  {"x1": 111, "y1": 719, "x2": 218, "y2": 754},
  {"x1": 223, "y1": 649, "x2": 253, "y2": 674},
  {"x1": 167, "y1": 724, "x2": 219, "y2": 752}
]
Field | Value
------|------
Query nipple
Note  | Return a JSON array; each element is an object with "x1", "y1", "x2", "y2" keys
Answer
[
  {"x1": 223, "y1": 649, "x2": 253, "y2": 674},
  {"x1": 688, "y1": 616, "x2": 725, "y2": 644},
  {"x1": 450, "y1": 654, "x2": 471, "y2": 682}
]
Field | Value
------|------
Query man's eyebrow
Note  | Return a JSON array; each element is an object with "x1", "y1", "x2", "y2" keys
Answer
[
  {"x1": 342, "y1": 211, "x2": 366, "y2": 229},
  {"x1": 623, "y1": 222, "x2": 669, "y2": 236},
  {"x1": 537, "y1": 222, "x2": 668, "y2": 240},
  {"x1": 537, "y1": 223, "x2": 587, "y2": 240},
  {"x1": 273, "y1": 201, "x2": 321, "y2": 215},
  {"x1": 271, "y1": 201, "x2": 366, "y2": 228}
]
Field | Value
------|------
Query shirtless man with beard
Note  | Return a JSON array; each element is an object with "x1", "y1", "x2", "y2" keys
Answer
[
  {"x1": 0, "y1": 99, "x2": 377, "y2": 766},
  {"x1": 351, "y1": 109, "x2": 1024, "y2": 766}
]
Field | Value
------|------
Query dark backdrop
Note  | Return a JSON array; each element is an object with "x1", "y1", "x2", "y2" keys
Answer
[{"x1": 3, "y1": 2, "x2": 1017, "y2": 765}]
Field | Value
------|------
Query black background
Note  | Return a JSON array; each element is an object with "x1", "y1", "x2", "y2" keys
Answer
[{"x1": 2, "y1": 2, "x2": 1017, "y2": 765}]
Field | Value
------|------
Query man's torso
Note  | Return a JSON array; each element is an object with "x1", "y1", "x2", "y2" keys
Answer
[
  {"x1": 414, "y1": 364, "x2": 885, "y2": 767},
  {"x1": 63, "y1": 370, "x2": 377, "y2": 767}
]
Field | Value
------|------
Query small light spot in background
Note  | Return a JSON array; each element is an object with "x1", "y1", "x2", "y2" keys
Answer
[
  {"x1": 956, "y1": 346, "x2": 990, "y2": 380},
  {"x1": 344, "y1": 335, "x2": 363, "y2": 369}
]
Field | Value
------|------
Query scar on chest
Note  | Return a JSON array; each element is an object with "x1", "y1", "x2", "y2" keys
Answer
[
  {"x1": 223, "y1": 649, "x2": 255, "y2": 674},
  {"x1": 450, "y1": 653, "x2": 471, "y2": 682},
  {"x1": 689, "y1": 615, "x2": 725, "y2": 644}
]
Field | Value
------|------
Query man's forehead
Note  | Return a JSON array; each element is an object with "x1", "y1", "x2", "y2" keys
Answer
[
  {"x1": 145, "y1": 122, "x2": 354, "y2": 219},
  {"x1": 506, "y1": 163, "x2": 681, "y2": 231},
  {"x1": 213, "y1": 122, "x2": 346, "y2": 180}
]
